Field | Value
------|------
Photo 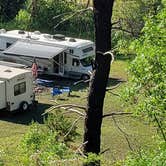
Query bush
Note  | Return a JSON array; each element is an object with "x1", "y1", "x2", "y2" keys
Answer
[
  {"x1": 45, "y1": 111, "x2": 79, "y2": 142},
  {"x1": 19, "y1": 122, "x2": 73, "y2": 165},
  {"x1": 123, "y1": 142, "x2": 166, "y2": 166},
  {"x1": 83, "y1": 153, "x2": 101, "y2": 166}
]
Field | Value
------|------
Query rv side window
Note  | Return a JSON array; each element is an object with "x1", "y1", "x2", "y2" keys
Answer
[
  {"x1": 6, "y1": 42, "x2": 12, "y2": 48},
  {"x1": 14, "y1": 82, "x2": 26, "y2": 96},
  {"x1": 64, "y1": 52, "x2": 67, "y2": 64},
  {"x1": 69, "y1": 49, "x2": 74, "y2": 54},
  {"x1": 72, "y1": 58, "x2": 80, "y2": 66}
]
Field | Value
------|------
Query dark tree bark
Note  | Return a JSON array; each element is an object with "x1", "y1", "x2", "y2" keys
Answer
[
  {"x1": 31, "y1": 0, "x2": 37, "y2": 18},
  {"x1": 83, "y1": 0, "x2": 115, "y2": 155}
]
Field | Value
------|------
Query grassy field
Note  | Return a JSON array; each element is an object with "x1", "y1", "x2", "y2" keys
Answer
[{"x1": 0, "y1": 59, "x2": 158, "y2": 165}]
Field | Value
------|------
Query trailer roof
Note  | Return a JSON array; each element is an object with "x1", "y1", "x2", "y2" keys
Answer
[
  {"x1": 0, "y1": 65, "x2": 31, "y2": 80},
  {"x1": 0, "y1": 61, "x2": 26, "y2": 68},
  {"x1": 3, "y1": 40, "x2": 67, "y2": 59},
  {"x1": 0, "y1": 30, "x2": 94, "y2": 48}
]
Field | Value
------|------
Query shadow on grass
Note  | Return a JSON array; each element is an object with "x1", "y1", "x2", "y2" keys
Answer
[
  {"x1": 38, "y1": 75, "x2": 125, "y2": 92},
  {"x1": 38, "y1": 75, "x2": 89, "y2": 92},
  {"x1": 107, "y1": 77, "x2": 126, "y2": 87},
  {"x1": 0, "y1": 103, "x2": 51, "y2": 125}
]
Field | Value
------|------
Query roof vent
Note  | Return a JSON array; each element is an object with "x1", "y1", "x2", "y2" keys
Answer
[
  {"x1": 4, "y1": 69, "x2": 12, "y2": 73},
  {"x1": 34, "y1": 31, "x2": 41, "y2": 35},
  {"x1": 43, "y1": 34, "x2": 52, "y2": 39},
  {"x1": 53, "y1": 34, "x2": 65, "y2": 40},
  {"x1": 18, "y1": 30, "x2": 25, "y2": 34},
  {"x1": 69, "y1": 38, "x2": 76, "y2": 42},
  {"x1": 0, "y1": 29, "x2": 6, "y2": 33}
]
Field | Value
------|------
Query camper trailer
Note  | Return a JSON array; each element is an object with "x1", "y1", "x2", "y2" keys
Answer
[
  {"x1": 0, "y1": 29, "x2": 95, "y2": 79},
  {"x1": 0, "y1": 60, "x2": 27, "y2": 68},
  {"x1": 0, "y1": 65, "x2": 34, "y2": 112}
]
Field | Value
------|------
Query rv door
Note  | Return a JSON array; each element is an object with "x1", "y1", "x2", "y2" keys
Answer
[
  {"x1": 59, "y1": 53, "x2": 64, "y2": 75},
  {"x1": 53, "y1": 53, "x2": 64, "y2": 75}
]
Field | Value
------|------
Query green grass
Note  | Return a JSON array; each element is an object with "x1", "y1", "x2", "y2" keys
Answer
[{"x1": 0, "y1": 59, "x2": 158, "y2": 165}]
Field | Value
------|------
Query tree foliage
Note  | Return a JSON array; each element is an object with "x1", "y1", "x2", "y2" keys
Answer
[
  {"x1": 124, "y1": 1, "x2": 166, "y2": 141},
  {"x1": 0, "y1": 0, "x2": 25, "y2": 22},
  {"x1": 112, "y1": 0, "x2": 163, "y2": 55}
]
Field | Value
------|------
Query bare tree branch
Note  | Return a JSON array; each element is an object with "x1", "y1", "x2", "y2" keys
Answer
[
  {"x1": 112, "y1": 116, "x2": 134, "y2": 151},
  {"x1": 100, "y1": 148, "x2": 110, "y2": 155},
  {"x1": 52, "y1": 104, "x2": 86, "y2": 110},
  {"x1": 106, "y1": 83, "x2": 122, "y2": 91},
  {"x1": 42, "y1": 104, "x2": 86, "y2": 116},
  {"x1": 75, "y1": 141, "x2": 88, "y2": 157},
  {"x1": 103, "y1": 112, "x2": 132, "y2": 118},
  {"x1": 108, "y1": 91, "x2": 121, "y2": 97},
  {"x1": 111, "y1": 20, "x2": 120, "y2": 26},
  {"x1": 54, "y1": 7, "x2": 93, "y2": 30},
  {"x1": 154, "y1": 114, "x2": 166, "y2": 142},
  {"x1": 112, "y1": 26, "x2": 138, "y2": 37},
  {"x1": 86, "y1": 0, "x2": 90, "y2": 8},
  {"x1": 64, "y1": 116, "x2": 83, "y2": 138}
]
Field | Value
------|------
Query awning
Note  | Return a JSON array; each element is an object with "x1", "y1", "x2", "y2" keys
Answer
[{"x1": 3, "y1": 40, "x2": 67, "y2": 59}]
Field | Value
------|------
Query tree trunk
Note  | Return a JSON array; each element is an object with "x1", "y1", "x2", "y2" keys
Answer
[{"x1": 84, "y1": 0, "x2": 115, "y2": 154}]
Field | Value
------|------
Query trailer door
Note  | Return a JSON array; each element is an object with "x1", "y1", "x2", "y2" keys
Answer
[
  {"x1": 59, "y1": 53, "x2": 64, "y2": 75},
  {"x1": 0, "y1": 81, "x2": 6, "y2": 109},
  {"x1": 53, "y1": 54, "x2": 64, "y2": 75}
]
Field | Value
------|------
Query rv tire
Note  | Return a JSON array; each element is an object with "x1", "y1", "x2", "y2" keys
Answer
[
  {"x1": 20, "y1": 101, "x2": 29, "y2": 111},
  {"x1": 81, "y1": 74, "x2": 90, "y2": 81}
]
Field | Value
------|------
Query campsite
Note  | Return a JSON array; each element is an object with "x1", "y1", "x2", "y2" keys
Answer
[
  {"x1": 0, "y1": 0, "x2": 165, "y2": 165},
  {"x1": 0, "y1": 59, "x2": 159, "y2": 165}
]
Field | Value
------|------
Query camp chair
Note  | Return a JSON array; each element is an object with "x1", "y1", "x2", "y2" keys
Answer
[
  {"x1": 60, "y1": 86, "x2": 71, "y2": 96},
  {"x1": 51, "y1": 87, "x2": 62, "y2": 97}
]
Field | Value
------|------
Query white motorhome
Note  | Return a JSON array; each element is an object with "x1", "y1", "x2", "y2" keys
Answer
[
  {"x1": 0, "y1": 29, "x2": 95, "y2": 79},
  {"x1": 0, "y1": 65, "x2": 34, "y2": 112}
]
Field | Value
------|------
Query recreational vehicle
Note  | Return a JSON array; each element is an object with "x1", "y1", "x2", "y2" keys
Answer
[
  {"x1": 0, "y1": 60, "x2": 27, "y2": 68},
  {"x1": 0, "y1": 29, "x2": 95, "y2": 79},
  {"x1": 0, "y1": 65, "x2": 34, "y2": 112}
]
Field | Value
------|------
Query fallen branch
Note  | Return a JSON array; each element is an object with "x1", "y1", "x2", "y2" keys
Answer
[{"x1": 103, "y1": 112, "x2": 132, "y2": 118}]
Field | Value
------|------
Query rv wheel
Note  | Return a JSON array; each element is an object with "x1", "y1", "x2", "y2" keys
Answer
[
  {"x1": 20, "y1": 101, "x2": 29, "y2": 111},
  {"x1": 81, "y1": 74, "x2": 90, "y2": 81}
]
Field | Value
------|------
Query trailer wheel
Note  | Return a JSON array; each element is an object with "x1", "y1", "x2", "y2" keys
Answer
[
  {"x1": 20, "y1": 101, "x2": 29, "y2": 111},
  {"x1": 81, "y1": 74, "x2": 90, "y2": 81}
]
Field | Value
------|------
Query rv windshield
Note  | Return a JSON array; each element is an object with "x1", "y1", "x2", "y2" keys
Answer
[{"x1": 80, "y1": 56, "x2": 94, "y2": 67}]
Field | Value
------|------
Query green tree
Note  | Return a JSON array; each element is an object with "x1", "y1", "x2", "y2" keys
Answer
[
  {"x1": 0, "y1": 0, "x2": 25, "y2": 22},
  {"x1": 125, "y1": 0, "x2": 166, "y2": 141},
  {"x1": 112, "y1": 0, "x2": 163, "y2": 55}
]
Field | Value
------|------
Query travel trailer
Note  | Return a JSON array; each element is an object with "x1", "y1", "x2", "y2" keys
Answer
[
  {"x1": 0, "y1": 60, "x2": 27, "y2": 68},
  {"x1": 0, "y1": 29, "x2": 95, "y2": 79},
  {"x1": 0, "y1": 65, "x2": 34, "y2": 112}
]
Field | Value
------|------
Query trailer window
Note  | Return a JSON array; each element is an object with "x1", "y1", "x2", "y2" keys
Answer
[
  {"x1": 14, "y1": 82, "x2": 26, "y2": 96},
  {"x1": 64, "y1": 52, "x2": 67, "y2": 64},
  {"x1": 82, "y1": 47, "x2": 93, "y2": 53},
  {"x1": 6, "y1": 42, "x2": 12, "y2": 48},
  {"x1": 72, "y1": 58, "x2": 80, "y2": 66},
  {"x1": 80, "y1": 56, "x2": 94, "y2": 67}
]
